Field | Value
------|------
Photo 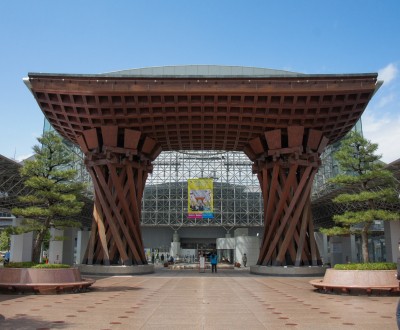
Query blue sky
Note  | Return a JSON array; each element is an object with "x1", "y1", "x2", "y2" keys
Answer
[{"x1": 1, "y1": 1, "x2": 399, "y2": 163}]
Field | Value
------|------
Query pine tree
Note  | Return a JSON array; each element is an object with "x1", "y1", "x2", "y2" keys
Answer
[
  {"x1": 0, "y1": 229, "x2": 10, "y2": 251},
  {"x1": 12, "y1": 131, "x2": 86, "y2": 263},
  {"x1": 320, "y1": 131, "x2": 399, "y2": 262}
]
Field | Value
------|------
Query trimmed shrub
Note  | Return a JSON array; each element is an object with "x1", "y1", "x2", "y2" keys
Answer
[
  {"x1": 5, "y1": 262, "x2": 36, "y2": 268},
  {"x1": 33, "y1": 263, "x2": 70, "y2": 269},
  {"x1": 334, "y1": 262, "x2": 396, "y2": 270},
  {"x1": 5, "y1": 262, "x2": 70, "y2": 269}
]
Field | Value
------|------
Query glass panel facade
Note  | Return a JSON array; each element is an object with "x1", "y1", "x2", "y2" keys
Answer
[
  {"x1": 142, "y1": 151, "x2": 263, "y2": 227},
  {"x1": 312, "y1": 120, "x2": 363, "y2": 199}
]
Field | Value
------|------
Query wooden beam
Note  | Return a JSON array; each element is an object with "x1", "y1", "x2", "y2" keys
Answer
[
  {"x1": 249, "y1": 137, "x2": 265, "y2": 155},
  {"x1": 101, "y1": 126, "x2": 118, "y2": 147},
  {"x1": 83, "y1": 128, "x2": 99, "y2": 150},
  {"x1": 275, "y1": 169, "x2": 317, "y2": 264},
  {"x1": 265, "y1": 129, "x2": 282, "y2": 150},
  {"x1": 107, "y1": 164, "x2": 144, "y2": 264},
  {"x1": 76, "y1": 135, "x2": 89, "y2": 154},
  {"x1": 307, "y1": 129, "x2": 322, "y2": 151},
  {"x1": 91, "y1": 166, "x2": 131, "y2": 264},
  {"x1": 124, "y1": 129, "x2": 141, "y2": 150},
  {"x1": 288, "y1": 126, "x2": 304, "y2": 148}
]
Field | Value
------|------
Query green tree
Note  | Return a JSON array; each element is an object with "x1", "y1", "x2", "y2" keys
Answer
[
  {"x1": 12, "y1": 131, "x2": 85, "y2": 263},
  {"x1": 0, "y1": 229, "x2": 10, "y2": 251},
  {"x1": 320, "y1": 131, "x2": 400, "y2": 262}
]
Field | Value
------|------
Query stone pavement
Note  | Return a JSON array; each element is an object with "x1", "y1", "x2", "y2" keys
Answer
[{"x1": 0, "y1": 266, "x2": 398, "y2": 329}]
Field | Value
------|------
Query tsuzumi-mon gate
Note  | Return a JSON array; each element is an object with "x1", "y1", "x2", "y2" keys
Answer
[{"x1": 25, "y1": 65, "x2": 380, "y2": 275}]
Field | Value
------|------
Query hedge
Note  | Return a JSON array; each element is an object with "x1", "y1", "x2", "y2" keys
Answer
[
  {"x1": 33, "y1": 263, "x2": 70, "y2": 269},
  {"x1": 5, "y1": 262, "x2": 70, "y2": 269},
  {"x1": 333, "y1": 262, "x2": 396, "y2": 270}
]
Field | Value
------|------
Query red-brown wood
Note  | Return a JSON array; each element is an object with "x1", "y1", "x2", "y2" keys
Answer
[
  {"x1": 101, "y1": 126, "x2": 118, "y2": 147},
  {"x1": 251, "y1": 127, "x2": 323, "y2": 266},
  {"x1": 83, "y1": 129, "x2": 99, "y2": 150},
  {"x1": 26, "y1": 71, "x2": 379, "y2": 268},
  {"x1": 80, "y1": 128, "x2": 156, "y2": 265},
  {"x1": 29, "y1": 73, "x2": 378, "y2": 151}
]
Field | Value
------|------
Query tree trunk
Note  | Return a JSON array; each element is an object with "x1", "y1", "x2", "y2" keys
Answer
[
  {"x1": 32, "y1": 230, "x2": 45, "y2": 263},
  {"x1": 361, "y1": 226, "x2": 370, "y2": 263}
]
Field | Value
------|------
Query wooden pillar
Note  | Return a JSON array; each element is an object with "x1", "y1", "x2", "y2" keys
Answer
[
  {"x1": 77, "y1": 126, "x2": 161, "y2": 266},
  {"x1": 245, "y1": 126, "x2": 329, "y2": 266}
]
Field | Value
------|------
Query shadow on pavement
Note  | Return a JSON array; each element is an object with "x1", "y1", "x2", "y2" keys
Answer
[{"x1": 0, "y1": 315, "x2": 69, "y2": 330}]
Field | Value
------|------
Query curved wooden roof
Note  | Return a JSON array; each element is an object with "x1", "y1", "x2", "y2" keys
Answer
[{"x1": 25, "y1": 66, "x2": 380, "y2": 154}]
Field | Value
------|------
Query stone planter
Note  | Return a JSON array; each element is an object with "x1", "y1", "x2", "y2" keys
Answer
[
  {"x1": 310, "y1": 268, "x2": 399, "y2": 294},
  {"x1": 251, "y1": 265, "x2": 327, "y2": 276},
  {"x1": 78, "y1": 264, "x2": 154, "y2": 275},
  {"x1": 0, "y1": 267, "x2": 95, "y2": 294}
]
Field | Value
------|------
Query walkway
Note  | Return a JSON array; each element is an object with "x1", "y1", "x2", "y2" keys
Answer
[{"x1": 0, "y1": 267, "x2": 397, "y2": 329}]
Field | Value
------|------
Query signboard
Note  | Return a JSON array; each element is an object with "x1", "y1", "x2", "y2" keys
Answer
[{"x1": 188, "y1": 178, "x2": 214, "y2": 219}]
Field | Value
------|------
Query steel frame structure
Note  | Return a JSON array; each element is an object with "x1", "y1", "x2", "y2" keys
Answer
[
  {"x1": 0, "y1": 155, "x2": 30, "y2": 214},
  {"x1": 142, "y1": 150, "x2": 263, "y2": 228}
]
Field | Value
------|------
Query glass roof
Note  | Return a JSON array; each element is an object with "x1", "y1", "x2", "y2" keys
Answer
[{"x1": 104, "y1": 65, "x2": 303, "y2": 78}]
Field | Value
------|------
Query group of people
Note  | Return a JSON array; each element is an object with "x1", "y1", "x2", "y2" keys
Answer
[
  {"x1": 151, "y1": 253, "x2": 170, "y2": 264},
  {"x1": 148, "y1": 251, "x2": 248, "y2": 270}
]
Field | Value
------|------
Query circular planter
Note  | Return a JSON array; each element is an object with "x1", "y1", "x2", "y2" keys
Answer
[
  {"x1": 0, "y1": 267, "x2": 95, "y2": 294},
  {"x1": 310, "y1": 268, "x2": 399, "y2": 294},
  {"x1": 250, "y1": 265, "x2": 327, "y2": 277},
  {"x1": 78, "y1": 264, "x2": 154, "y2": 275}
]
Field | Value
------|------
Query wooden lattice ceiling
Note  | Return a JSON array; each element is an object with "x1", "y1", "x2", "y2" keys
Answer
[{"x1": 27, "y1": 72, "x2": 380, "y2": 152}]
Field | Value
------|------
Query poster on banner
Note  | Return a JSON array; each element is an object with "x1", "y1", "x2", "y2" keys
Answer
[{"x1": 188, "y1": 178, "x2": 214, "y2": 219}]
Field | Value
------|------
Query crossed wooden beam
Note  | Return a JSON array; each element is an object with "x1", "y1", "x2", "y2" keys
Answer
[
  {"x1": 77, "y1": 126, "x2": 161, "y2": 265},
  {"x1": 76, "y1": 125, "x2": 327, "y2": 267},
  {"x1": 245, "y1": 126, "x2": 328, "y2": 266}
]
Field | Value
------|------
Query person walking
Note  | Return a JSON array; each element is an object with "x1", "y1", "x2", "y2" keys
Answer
[
  {"x1": 210, "y1": 251, "x2": 218, "y2": 273},
  {"x1": 4, "y1": 251, "x2": 10, "y2": 265},
  {"x1": 242, "y1": 253, "x2": 247, "y2": 267}
]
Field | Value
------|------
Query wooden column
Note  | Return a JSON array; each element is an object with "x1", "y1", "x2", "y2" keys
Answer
[
  {"x1": 245, "y1": 126, "x2": 328, "y2": 266},
  {"x1": 77, "y1": 126, "x2": 161, "y2": 266}
]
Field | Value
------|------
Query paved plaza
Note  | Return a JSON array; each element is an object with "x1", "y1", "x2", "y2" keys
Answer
[{"x1": 0, "y1": 267, "x2": 398, "y2": 329}]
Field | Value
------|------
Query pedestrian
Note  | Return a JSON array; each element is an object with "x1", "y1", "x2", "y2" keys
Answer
[
  {"x1": 161, "y1": 254, "x2": 165, "y2": 262},
  {"x1": 242, "y1": 253, "x2": 247, "y2": 267},
  {"x1": 151, "y1": 253, "x2": 155, "y2": 264},
  {"x1": 210, "y1": 251, "x2": 218, "y2": 273},
  {"x1": 4, "y1": 251, "x2": 10, "y2": 265}
]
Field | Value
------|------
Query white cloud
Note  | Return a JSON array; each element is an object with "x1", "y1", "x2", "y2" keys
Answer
[
  {"x1": 378, "y1": 63, "x2": 398, "y2": 84},
  {"x1": 362, "y1": 111, "x2": 400, "y2": 163},
  {"x1": 15, "y1": 153, "x2": 33, "y2": 162},
  {"x1": 377, "y1": 92, "x2": 396, "y2": 108}
]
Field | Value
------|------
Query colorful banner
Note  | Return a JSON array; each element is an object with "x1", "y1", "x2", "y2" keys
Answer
[{"x1": 188, "y1": 178, "x2": 214, "y2": 219}]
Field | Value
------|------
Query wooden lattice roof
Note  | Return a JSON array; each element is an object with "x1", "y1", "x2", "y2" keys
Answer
[{"x1": 25, "y1": 66, "x2": 381, "y2": 152}]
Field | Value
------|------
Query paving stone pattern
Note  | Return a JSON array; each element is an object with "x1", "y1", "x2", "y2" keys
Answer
[{"x1": 0, "y1": 267, "x2": 397, "y2": 329}]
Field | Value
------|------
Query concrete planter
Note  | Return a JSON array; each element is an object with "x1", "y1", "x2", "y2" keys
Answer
[
  {"x1": 78, "y1": 264, "x2": 154, "y2": 275},
  {"x1": 0, "y1": 267, "x2": 95, "y2": 294},
  {"x1": 250, "y1": 265, "x2": 327, "y2": 277},
  {"x1": 310, "y1": 268, "x2": 399, "y2": 294}
]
